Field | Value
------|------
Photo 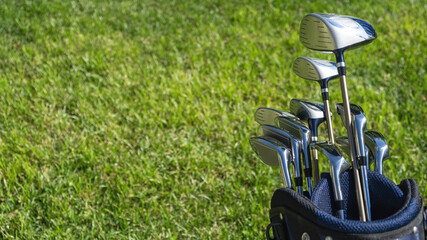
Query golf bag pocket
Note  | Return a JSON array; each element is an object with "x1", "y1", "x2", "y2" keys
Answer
[{"x1": 267, "y1": 170, "x2": 425, "y2": 240}]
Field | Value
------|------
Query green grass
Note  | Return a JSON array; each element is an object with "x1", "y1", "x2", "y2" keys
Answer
[{"x1": 0, "y1": 0, "x2": 425, "y2": 238}]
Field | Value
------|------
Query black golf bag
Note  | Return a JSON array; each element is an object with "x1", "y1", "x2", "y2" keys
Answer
[{"x1": 266, "y1": 170, "x2": 426, "y2": 240}]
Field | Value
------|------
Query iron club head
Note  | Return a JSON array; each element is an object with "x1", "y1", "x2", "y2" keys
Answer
[
  {"x1": 257, "y1": 125, "x2": 303, "y2": 194},
  {"x1": 275, "y1": 116, "x2": 313, "y2": 196},
  {"x1": 336, "y1": 103, "x2": 368, "y2": 158},
  {"x1": 336, "y1": 103, "x2": 372, "y2": 220},
  {"x1": 313, "y1": 142, "x2": 351, "y2": 219},
  {"x1": 364, "y1": 130, "x2": 390, "y2": 175},
  {"x1": 250, "y1": 136, "x2": 293, "y2": 188}
]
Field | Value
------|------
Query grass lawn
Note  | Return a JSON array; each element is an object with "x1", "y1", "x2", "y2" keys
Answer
[{"x1": 0, "y1": 0, "x2": 425, "y2": 238}]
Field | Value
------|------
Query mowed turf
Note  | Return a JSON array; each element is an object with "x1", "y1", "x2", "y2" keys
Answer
[{"x1": 0, "y1": 0, "x2": 425, "y2": 238}]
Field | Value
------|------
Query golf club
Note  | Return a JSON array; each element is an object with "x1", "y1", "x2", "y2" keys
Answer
[
  {"x1": 255, "y1": 107, "x2": 298, "y2": 126},
  {"x1": 275, "y1": 116, "x2": 313, "y2": 197},
  {"x1": 257, "y1": 124, "x2": 304, "y2": 194},
  {"x1": 292, "y1": 57, "x2": 338, "y2": 143},
  {"x1": 336, "y1": 103, "x2": 371, "y2": 221},
  {"x1": 313, "y1": 142, "x2": 351, "y2": 219},
  {"x1": 289, "y1": 99, "x2": 327, "y2": 185},
  {"x1": 300, "y1": 13, "x2": 377, "y2": 221},
  {"x1": 250, "y1": 136, "x2": 293, "y2": 189},
  {"x1": 364, "y1": 130, "x2": 390, "y2": 175}
]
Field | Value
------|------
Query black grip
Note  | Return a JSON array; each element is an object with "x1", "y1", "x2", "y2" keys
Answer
[
  {"x1": 304, "y1": 168, "x2": 312, "y2": 177},
  {"x1": 322, "y1": 91, "x2": 329, "y2": 100},
  {"x1": 357, "y1": 156, "x2": 367, "y2": 166},
  {"x1": 294, "y1": 177, "x2": 303, "y2": 187},
  {"x1": 338, "y1": 66, "x2": 346, "y2": 76},
  {"x1": 335, "y1": 200, "x2": 345, "y2": 210}
]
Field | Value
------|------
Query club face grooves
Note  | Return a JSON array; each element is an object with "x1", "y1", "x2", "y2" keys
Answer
[
  {"x1": 255, "y1": 107, "x2": 295, "y2": 126},
  {"x1": 300, "y1": 13, "x2": 377, "y2": 52},
  {"x1": 293, "y1": 57, "x2": 339, "y2": 82}
]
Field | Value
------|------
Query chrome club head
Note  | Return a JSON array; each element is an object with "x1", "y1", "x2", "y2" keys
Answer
[
  {"x1": 313, "y1": 142, "x2": 350, "y2": 219},
  {"x1": 250, "y1": 136, "x2": 293, "y2": 188},
  {"x1": 257, "y1": 125, "x2": 303, "y2": 194},
  {"x1": 255, "y1": 107, "x2": 298, "y2": 126},
  {"x1": 300, "y1": 13, "x2": 377, "y2": 52},
  {"x1": 275, "y1": 116, "x2": 313, "y2": 196},
  {"x1": 336, "y1": 103, "x2": 368, "y2": 158},
  {"x1": 289, "y1": 99, "x2": 327, "y2": 186},
  {"x1": 364, "y1": 130, "x2": 390, "y2": 175},
  {"x1": 289, "y1": 99, "x2": 326, "y2": 141},
  {"x1": 293, "y1": 57, "x2": 339, "y2": 86},
  {"x1": 335, "y1": 136, "x2": 351, "y2": 157}
]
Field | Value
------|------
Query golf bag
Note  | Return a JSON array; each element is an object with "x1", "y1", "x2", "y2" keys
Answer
[{"x1": 266, "y1": 170, "x2": 426, "y2": 240}]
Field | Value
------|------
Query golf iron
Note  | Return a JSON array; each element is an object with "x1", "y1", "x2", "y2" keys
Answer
[
  {"x1": 313, "y1": 142, "x2": 351, "y2": 219},
  {"x1": 290, "y1": 99, "x2": 328, "y2": 185},
  {"x1": 364, "y1": 130, "x2": 390, "y2": 175},
  {"x1": 250, "y1": 136, "x2": 293, "y2": 189},
  {"x1": 336, "y1": 103, "x2": 372, "y2": 221},
  {"x1": 257, "y1": 124, "x2": 304, "y2": 195},
  {"x1": 275, "y1": 116, "x2": 314, "y2": 197}
]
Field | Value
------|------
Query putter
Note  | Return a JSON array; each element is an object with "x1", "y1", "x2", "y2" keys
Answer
[
  {"x1": 292, "y1": 57, "x2": 338, "y2": 143},
  {"x1": 257, "y1": 125, "x2": 304, "y2": 194},
  {"x1": 313, "y1": 142, "x2": 351, "y2": 219},
  {"x1": 275, "y1": 116, "x2": 313, "y2": 197},
  {"x1": 255, "y1": 107, "x2": 298, "y2": 126},
  {"x1": 290, "y1": 99, "x2": 327, "y2": 185},
  {"x1": 300, "y1": 13, "x2": 377, "y2": 221},
  {"x1": 336, "y1": 103, "x2": 371, "y2": 221},
  {"x1": 250, "y1": 136, "x2": 293, "y2": 188},
  {"x1": 364, "y1": 130, "x2": 390, "y2": 175}
]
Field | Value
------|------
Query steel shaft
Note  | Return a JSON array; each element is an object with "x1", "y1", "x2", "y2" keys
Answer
[
  {"x1": 339, "y1": 74, "x2": 367, "y2": 221},
  {"x1": 324, "y1": 99, "x2": 335, "y2": 144},
  {"x1": 311, "y1": 148, "x2": 320, "y2": 185}
]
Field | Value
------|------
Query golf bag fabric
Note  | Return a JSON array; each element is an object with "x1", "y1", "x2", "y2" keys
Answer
[{"x1": 266, "y1": 170, "x2": 426, "y2": 240}]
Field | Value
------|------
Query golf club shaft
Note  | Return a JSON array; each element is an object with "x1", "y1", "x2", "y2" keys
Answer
[
  {"x1": 323, "y1": 99, "x2": 335, "y2": 144},
  {"x1": 339, "y1": 74, "x2": 367, "y2": 222},
  {"x1": 360, "y1": 165, "x2": 372, "y2": 220},
  {"x1": 311, "y1": 147, "x2": 320, "y2": 185}
]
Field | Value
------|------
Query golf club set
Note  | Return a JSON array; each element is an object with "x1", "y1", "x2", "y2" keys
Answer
[{"x1": 249, "y1": 13, "x2": 426, "y2": 240}]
